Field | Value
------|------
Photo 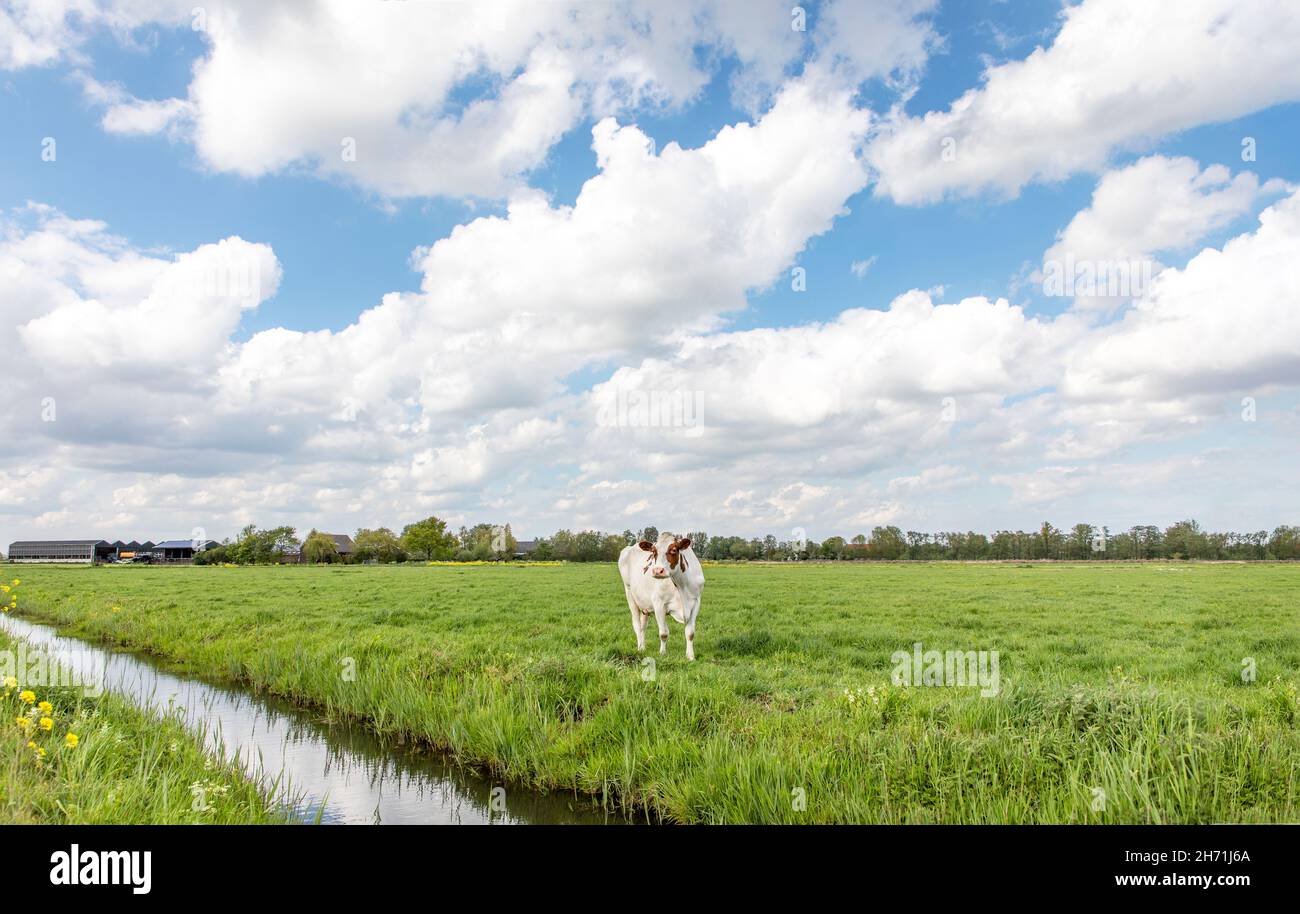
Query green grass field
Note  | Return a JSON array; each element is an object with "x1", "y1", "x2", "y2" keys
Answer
[{"x1": 6, "y1": 561, "x2": 1299, "y2": 823}]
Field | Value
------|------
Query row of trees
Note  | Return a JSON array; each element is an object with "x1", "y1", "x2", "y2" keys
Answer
[
  {"x1": 193, "y1": 518, "x2": 1300, "y2": 565},
  {"x1": 536, "y1": 521, "x2": 1300, "y2": 562},
  {"x1": 194, "y1": 519, "x2": 519, "y2": 564}
]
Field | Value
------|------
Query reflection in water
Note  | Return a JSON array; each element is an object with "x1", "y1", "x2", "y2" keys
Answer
[{"x1": 0, "y1": 615, "x2": 615, "y2": 825}]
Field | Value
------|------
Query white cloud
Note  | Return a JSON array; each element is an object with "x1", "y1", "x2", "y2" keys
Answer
[
  {"x1": 992, "y1": 457, "x2": 1204, "y2": 507},
  {"x1": 810, "y1": 0, "x2": 938, "y2": 92},
  {"x1": 867, "y1": 0, "x2": 1300, "y2": 204},
  {"x1": 216, "y1": 75, "x2": 871, "y2": 424},
  {"x1": 5, "y1": 175, "x2": 1300, "y2": 540},
  {"x1": 0, "y1": 0, "x2": 191, "y2": 69},
  {"x1": 0, "y1": 75, "x2": 875, "y2": 537},
  {"x1": 6, "y1": 179, "x2": 1300, "y2": 543},
  {"x1": 15, "y1": 1, "x2": 939, "y2": 200},
  {"x1": 887, "y1": 465, "x2": 975, "y2": 494},
  {"x1": 1063, "y1": 187, "x2": 1300, "y2": 407},
  {"x1": 20, "y1": 234, "x2": 279, "y2": 372},
  {"x1": 1041, "y1": 156, "x2": 1285, "y2": 310},
  {"x1": 79, "y1": 74, "x2": 194, "y2": 136}
]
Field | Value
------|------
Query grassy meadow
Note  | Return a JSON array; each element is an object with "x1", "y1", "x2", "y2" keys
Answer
[{"x1": 5, "y1": 561, "x2": 1299, "y2": 823}]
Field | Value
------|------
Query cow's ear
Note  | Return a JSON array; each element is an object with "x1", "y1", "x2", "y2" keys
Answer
[
  {"x1": 676, "y1": 537, "x2": 691, "y2": 550},
  {"x1": 638, "y1": 540, "x2": 654, "y2": 551}
]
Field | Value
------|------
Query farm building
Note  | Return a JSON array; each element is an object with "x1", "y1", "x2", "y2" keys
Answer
[
  {"x1": 5, "y1": 538, "x2": 215, "y2": 564},
  {"x1": 7, "y1": 540, "x2": 116, "y2": 563},
  {"x1": 151, "y1": 539, "x2": 221, "y2": 563},
  {"x1": 514, "y1": 539, "x2": 541, "y2": 559},
  {"x1": 116, "y1": 541, "x2": 150, "y2": 560},
  {"x1": 320, "y1": 533, "x2": 354, "y2": 557},
  {"x1": 279, "y1": 533, "x2": 354, "y2": 563}
]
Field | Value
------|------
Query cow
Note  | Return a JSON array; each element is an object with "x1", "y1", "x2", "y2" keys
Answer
[{"x1": 618, "y1": 532, "x2": 705, "y2": 660}]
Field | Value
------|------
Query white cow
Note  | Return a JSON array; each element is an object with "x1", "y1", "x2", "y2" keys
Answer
[{"x1": 618, "y1": 532, "x2": 705, "y2": 660}]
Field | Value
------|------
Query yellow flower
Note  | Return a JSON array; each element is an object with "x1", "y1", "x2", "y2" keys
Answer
[
  {"x1": 64, "y1": 733, "x2": 79, "y2": 749},
  {"x1": 27, "y1": 740, "x2": 36, "y2": 749},
  {"x1": 16, "y1": 716, "x2": 31, "y2": 731},
  {"x1": 1, "y1": 584, "x2": 9, "y2": 592},
  {"x1": 18, "y1": 690, "x2": 35, "y2": 704},
  {"x1": 37, "y1": 701, "x2": 53, "y2": 715},
  {"x1": 39, "y1": 717, "x2": 53, "y2": 731},
  {"x1": 2, "y1": 675, "x2": 16, "y2": 689},
  {"x1": 11, "y1": 579, "x2": 18, "y2": 586}
]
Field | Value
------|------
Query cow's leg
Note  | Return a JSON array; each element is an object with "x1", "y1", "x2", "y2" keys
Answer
[
  {"x1": 626, "y1": 589, "x2": 646, "y2": 651},
  {"x1": 684, "y1": 600, "x2": 699, "y2": 661},
  {"x1": 653, "y1": 600, "x2": 670, "y2": 655}
]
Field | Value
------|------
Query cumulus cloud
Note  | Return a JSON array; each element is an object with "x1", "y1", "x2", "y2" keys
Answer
[
  {"x1": 217, "y1": 75, "x2": 872, "y2": 425},
  {"x1": 1040, "y1": 156, "x2": 1285, "y2": 310},
  {"x1": 888, "y1": 465, "x2": 975, "y2": 494},
  {"x1": 0, "y1": 0, "x2": 188, "y2": 69},
  {"x1": 8, "y1": 186, "x2": 1300, "y2": 541},
  {"x1": 866, "y1": 0, "x2": 1300, "y2": 204},
  {"x1": 0, "y1": 74, "x2": 875, "y2": 537},
  {"x1": 34, "y1": 0, "x2": 935, "y2": 200},
  {"x1": 20, "y1": 234, "x2": 279, "y2": 372},
  {"x1": 1063, "y1": 187, "x2": 1300, "y2": 408},
  {"x1": 79, "y1": 74, "x2": 194, "y2": 137},
  {"x1": 5, "y1": 180, "x2": 1300, "y2": 540}
]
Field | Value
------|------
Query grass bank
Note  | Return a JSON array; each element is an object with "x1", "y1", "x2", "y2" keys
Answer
[
  {"x1": 1, "y1": 579, "x2": 291, "y2": 824},
  {"x1": 6, "y1": 561, "x2": 1299, "y2": 823}
]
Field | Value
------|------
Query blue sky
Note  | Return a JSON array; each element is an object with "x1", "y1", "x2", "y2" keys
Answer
[{"x1": 2, "y1": 0, "x2": 1299, "y2": 544}]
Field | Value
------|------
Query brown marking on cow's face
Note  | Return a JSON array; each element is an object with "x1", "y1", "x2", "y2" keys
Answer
[
  {"x1": 638, "y1": 540, "x2": 654, "y2": 552},
  {"x1": 666, "y1": 537, "x2": 692, "y2": 571}
]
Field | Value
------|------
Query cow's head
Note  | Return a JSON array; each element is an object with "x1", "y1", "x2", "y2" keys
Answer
[{"x1": 639, "y1": 533, "x2": 692, "y2": 579}]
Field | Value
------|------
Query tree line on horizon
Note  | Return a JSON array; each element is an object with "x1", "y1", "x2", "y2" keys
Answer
[
  {"x1": 193, "y1": 517, "x2": 1300, "y2": 564},
  {"x1": 534, "y1": 520, "x2": 1300, "y2": 562},
  {"x1": 194, "y1": 518, "x2": 517, "y2": 565}
]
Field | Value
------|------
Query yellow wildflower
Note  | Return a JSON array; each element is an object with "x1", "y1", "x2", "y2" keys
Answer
[
  {"x1": 65, "y1": 733, "x2": 79, "y2": 749},
  {"x1": 18, "y1": 690, "x2": 35, "y2": 704},
  {"x1": 16, "y1": 716, "x2": 31, "y2": 731},
  {"x1": 39, "y1": 717, "x2": 53, "y2": 731},
  {"x1": 2, "y1": 676, "x2": 16, "y2": 689},
  {"x1": 37, "y1": 701, "x2": 53, "y2": 715}
]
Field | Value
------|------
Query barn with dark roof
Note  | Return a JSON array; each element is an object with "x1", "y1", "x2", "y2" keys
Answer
[{"x1": 6, "y1": 540, "x2": 115, "y2": 563}]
